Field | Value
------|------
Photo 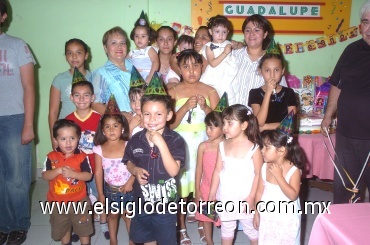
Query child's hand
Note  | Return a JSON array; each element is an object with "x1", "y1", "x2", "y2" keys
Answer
[
  {"x1": 196, "y1": 95, "x2": 208, "y2": 111},
  {"x1": 194, "y1": 191, "x2": 202, "y2": 207},
  {"x1": 266, "y1": 78, "x2": 277, "y2": 95},
  {"x1": 269, "y1": 163, "x2": 283, "y2": 179},
  {"x1": 134, "y1": 167, "x2": 150, "y2": 185},
  {"x1": 62, "y1": 166, "x2": 74, "y2": 178},
  {"x1": 98, "y1": 194, "x2": 106, "y2": 206},
  {"x1": 148, "y1": 129, "x2": 164, "y2": 147},
  {"x1": 122, "y1": 182, "x2": 133, "y2": 193},
  {"x1": 130, "y1": 114, "x2": 142, "y2": 128},
  {"x1": 224, "y1": 44, "x2": 232, "y2": 55},
  {"x1": 208, "y1": 193, "x2": 216, "y2": 202},
  {"x1": 184, "y1": 96, "x2": 198, "y2": 111},
  {"x1": 244, "y1": 196, "x2": 255, "y2": 213},
  {"x1": 122, "y1": 111, "x2": 133, "y2": 122},
  {"x1": 253, "y1": 212, "x2": 260, "y2": 230}
]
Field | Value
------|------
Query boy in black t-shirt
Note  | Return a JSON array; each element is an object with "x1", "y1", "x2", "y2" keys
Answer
[{"x1": 122, "y1": 75, "x2": 186, "y2": 244}]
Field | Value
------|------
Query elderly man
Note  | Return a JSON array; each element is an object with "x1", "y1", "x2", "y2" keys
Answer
[{"x1": 321, "y1": 0, "x2": 370, "y2": 204}]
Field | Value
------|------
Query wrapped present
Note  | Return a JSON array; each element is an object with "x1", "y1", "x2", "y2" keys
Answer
[
  {"x1": 293, "y1": 88, "x2": 314, "y2": 114},
  {"x1": 314, "y1": 82, "x2": 330, "y2": 115},
  {"x1": 285, "y1": 74, "x2": 301, "y2": 88},
  {"x1": 302, "y1": 75, "x2": 316, "y2": 91}
]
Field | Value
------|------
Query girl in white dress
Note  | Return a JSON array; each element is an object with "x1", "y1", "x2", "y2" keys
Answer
[
  {"x1": 128, "y1": 11, "x2": 159, "y2": 83},
  {"x1": 200, "y1": 15, "x2": 238, "y2": 99},
  {"x1": 254, "y1": 117, "x2": 306, "y2": 245},
  {"x1": 209, "y1": 104, "x2": 263, "y2": 245}
]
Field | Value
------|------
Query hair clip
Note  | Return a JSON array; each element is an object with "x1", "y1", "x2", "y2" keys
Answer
[
  {"x1": 247, "y1": 110, "x2": 252, "y2": 116},
  {"x1": 287, "y1": 136, "x2": 293, "y2": 144}
]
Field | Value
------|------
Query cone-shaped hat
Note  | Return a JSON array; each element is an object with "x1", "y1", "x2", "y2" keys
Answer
[
  {"x1": 144, "y1": 73, "x2": 167, "y2": 95},
  {"x1": 72, "y1": 66, "x2": 87, "y2": 85},
  {"x1": 266, "y1": 39, "x2": 281, "y2": 55},
  {"x1": 105, "y1": 95, "x2": 121, "y2": 114},
  {"x1": 130, "y1": 66, "x2": 146, "y2": 88},
  {"x1": 276, "y1": 110, "x2": 294, "y2": 143},
  {"x1": 214, "y1": 92, "x2": 229, "y2": 113},
  {"x1": 136, "y1": 10, "x2": 148, "y2": 26}
]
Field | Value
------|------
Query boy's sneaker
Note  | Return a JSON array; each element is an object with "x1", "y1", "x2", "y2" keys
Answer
[
  {"x1": 103, "y1": 231, "x2": 110, "y2": 240},
  {"x1": 71, "y1": 233, "x2": 79, "y2": 242}
]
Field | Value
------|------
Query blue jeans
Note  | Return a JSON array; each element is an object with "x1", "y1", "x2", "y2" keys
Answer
[{"x1": 0, "y1": 114, "x2": 32, "y2": 232}]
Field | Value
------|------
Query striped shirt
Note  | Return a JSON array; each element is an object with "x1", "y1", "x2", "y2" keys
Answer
[{"x1": 229, "y1": 47, "x2": 287, "y2": 108}]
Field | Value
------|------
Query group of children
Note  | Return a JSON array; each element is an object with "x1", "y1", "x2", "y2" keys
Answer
[{"x1": 44, "y1": 11, "x2": 305, "y2": 245}]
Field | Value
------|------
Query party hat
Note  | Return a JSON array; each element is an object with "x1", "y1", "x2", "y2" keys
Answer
[
  {"x1": 136, "y1": 10, "x2": 148, "y2": 26},
  {"x1": 105, "y1": 95, "x2": 121, "y2": 115},
  {"x1": 277, "y1": 110, "x2": 294, "y2": 143},
  {"x1": 144, "y1": 73, "x2": 167, "y2": 95},
  {"x1": 130, "y1": 66, "x2": 146, "y2": 88},
  {"x1": 266, "y1": 39, "x2": 281, "y2": 55},
  {"x1": 214, "y1": 92, "x2": 229, "y2": 113},
  {"x1": 72, "y1": 66, "x2": 87, "y2": 85}
]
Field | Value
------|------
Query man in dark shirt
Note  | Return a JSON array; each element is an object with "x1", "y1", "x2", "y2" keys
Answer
[{"x1": 321, "y1": 1, "x2": 370, "y2": 203}]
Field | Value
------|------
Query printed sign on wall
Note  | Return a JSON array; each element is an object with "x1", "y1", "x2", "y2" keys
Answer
[{"x1": 191, "y1": 0, "x2": 352, "y2": 35}]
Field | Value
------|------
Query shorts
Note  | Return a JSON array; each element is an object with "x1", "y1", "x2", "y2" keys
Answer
[
  {"x1": 104, "y1": 182, "x2": 133, "y2": 212},
  {"x1": 49, "y1": 197, "x2": 93, "y2": 241},
  {"x1": 221, "y1": 216, "x2": 258, "y2": 241},
  {"x1": 130, "y1": 212, "x2": 177, "y2": 244}
]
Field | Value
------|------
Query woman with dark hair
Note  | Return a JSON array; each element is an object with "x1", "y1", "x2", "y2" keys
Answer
[{"x1": 230, "y1": 14, "x2": 287, "y2": 107}]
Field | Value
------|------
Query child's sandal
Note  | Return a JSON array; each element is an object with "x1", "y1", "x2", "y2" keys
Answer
[
  {"x1": 198, "y1": 226, "x2": 207, "y2": 244},
  {"x1": 178, "y1": 229, "x2": 192, "y2": 245}
]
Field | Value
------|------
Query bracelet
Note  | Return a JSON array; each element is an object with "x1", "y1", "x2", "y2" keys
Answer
[{"x1": 223, "y1": 52, "x2": 229, "y2": 55}]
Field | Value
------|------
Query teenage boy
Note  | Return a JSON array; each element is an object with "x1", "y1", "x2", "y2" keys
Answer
[{"x1": 42, "y1": 119, "x2": 93, "y2": 245}]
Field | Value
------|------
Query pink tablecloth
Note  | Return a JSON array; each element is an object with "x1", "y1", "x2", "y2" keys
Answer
[
  {"x1": 297, "y1": 134, "x2": 335, "y2": 180},
  {"x1": 308, "y1": 203, "x2": 370, "y2": 244}
]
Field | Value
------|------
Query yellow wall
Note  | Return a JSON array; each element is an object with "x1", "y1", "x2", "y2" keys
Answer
[{"x1": 4, "y1": 0, "x2": 363, "y2": 167}]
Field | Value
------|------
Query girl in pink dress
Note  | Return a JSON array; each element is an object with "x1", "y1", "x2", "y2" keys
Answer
[
  {"x1": 209, "y1": 104, "x2": 263, "y2": 245},
  {"x1": 195, "y1": 111, "x2": 224, "y2": 244}
]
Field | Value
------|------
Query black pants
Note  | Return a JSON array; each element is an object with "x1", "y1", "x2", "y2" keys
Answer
[{"x1": 333, "y1": 133, "x2": 370, "y2": 204}]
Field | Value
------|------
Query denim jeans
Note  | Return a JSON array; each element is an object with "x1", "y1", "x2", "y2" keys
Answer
[{"x1": 0, "y1": 114, "x2": 32, "y2": 232}]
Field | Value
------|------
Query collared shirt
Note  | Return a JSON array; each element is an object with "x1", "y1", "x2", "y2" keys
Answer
[
  {"x1": 43, "y1": 148, "x2": 92, "y2": 203},
  {"x1": 230, "y1": 47, "x2": 287, "y2": 107},
  {"x1": 122, "y1": 127, "x2": 185, "y2": 211}
]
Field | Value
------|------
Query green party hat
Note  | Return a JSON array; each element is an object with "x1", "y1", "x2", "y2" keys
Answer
[
  {"x1": 72, "y1": 66, "x2": 87, "y2": 85},
  {"x1": 105, "y1": 95, "x2": 121, "y2": 115},
  {"x1": 214, "y1": 92, "x2": 229, "y2": 112},
  {"x1": 277, "y1": 110, "x2": 294, "y2": 144},
  {"x1": 266, "y1": 39, "x2": 281, "y2": 55},
  {"x1": 144, "y1": 73, "x2": 167, "y2": 95},
  {"x1": 130, "y1": 66, "x2": 146, "y2": 88},
  {"x1": 136, "y1": 10, "x2": 148, "y2": 26}
]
